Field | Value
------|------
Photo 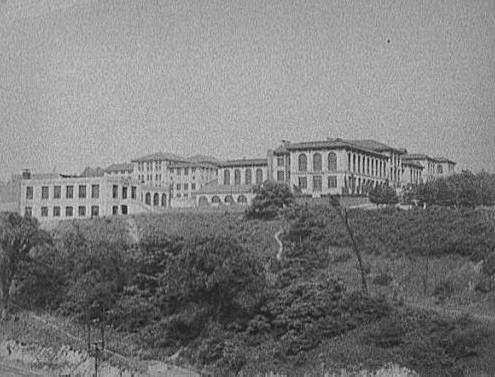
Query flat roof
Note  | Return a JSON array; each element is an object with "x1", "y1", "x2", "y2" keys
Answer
[{"x1": 218, "y1": 158, "x2": 268, "y2": 168}]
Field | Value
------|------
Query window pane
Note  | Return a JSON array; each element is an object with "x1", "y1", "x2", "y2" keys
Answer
[
  {"x1": 54, "y1": 186, "x2": 61, "y2": 199},
  {"x1": 65, "y1": 206, "x2": 73, "y2": 217},
  {"x1": 313, "y1": 153, "x2": 322, "y2": 171},
  {"x1": 66, "y1": 185, "x2": 74, "y2": 199},
  {"x1": 313, "y1": 176, "x2": 322, "y2": 191},
  {"x1": 298, "y1": 154, "x2": 307, "y2": 172},
  {"x1": 91, "y1": 184, "x2": 99, "y2": 199},
  {"x1": 328, "y1": 152, "x2": 337, "y2": 171},
  {"x1": 42, "y1": 186, "x2": 49, "y2": 199},
  {"x1": 328, "y1": 175, "x2": 337, "y2": 188},
  {"x1": 79, "y1": 185, "x2": 86, "y2": 198},
  {"x1": 26, "y1": 186, "x2": 33, "y2": 200},
  {"x1": 277, "y1": 171, "x2": 284, "y2": 182}
]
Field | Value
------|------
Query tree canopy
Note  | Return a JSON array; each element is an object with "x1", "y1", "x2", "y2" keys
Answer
[
  {"x1": 368, "y1": 184, "x2": 399, "y2": 207},
  {"x1": 246, "y1": 181, "x2": 294, "y2": 219}
]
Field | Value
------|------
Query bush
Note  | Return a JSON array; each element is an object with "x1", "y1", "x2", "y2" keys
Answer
[{"x1": 246, "y1": 181, "x2": 294, "y2": 220}]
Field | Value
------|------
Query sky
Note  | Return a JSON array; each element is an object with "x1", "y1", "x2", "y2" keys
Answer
[{"x1": 0, "y1": 0, "x2": 494, "y2": 180}]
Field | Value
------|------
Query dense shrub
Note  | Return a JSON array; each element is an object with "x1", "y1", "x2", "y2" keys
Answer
[
  {"x1": 246, "y1": 181, "x2": 294, "y2": 219},
  {"x1": 369, "y1": 185, "x2": 399, "y2": 207}
]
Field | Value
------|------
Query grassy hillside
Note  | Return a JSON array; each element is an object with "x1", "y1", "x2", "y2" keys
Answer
[{"x1": 9, "y1": 206, "x2": 495, "y2": 376}]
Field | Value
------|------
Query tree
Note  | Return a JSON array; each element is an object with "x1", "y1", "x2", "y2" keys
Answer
[
  {"x1": 246, "y1": 181, "x2": 294, "y2": 220},
  {"x1": 368, "y1": 185, "x2": 399, "y2": 208},
  {"x1": 329, "y1": 196, "x2": 368, "y2": 294},
  {"x1": 0, "y1": 212, "x2": 50, "y2": 319}
]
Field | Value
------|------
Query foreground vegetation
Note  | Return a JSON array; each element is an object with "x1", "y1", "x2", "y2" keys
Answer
[{"x1": 2, "y1": 197, "x2": 495, "y2": 375}]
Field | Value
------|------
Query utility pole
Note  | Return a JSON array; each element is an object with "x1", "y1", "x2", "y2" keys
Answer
[{"x1": 87, "y1": 317, "x2": 105, "y2": 377}]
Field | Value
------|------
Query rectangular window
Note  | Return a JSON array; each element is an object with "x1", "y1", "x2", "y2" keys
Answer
[
  {"x1": 112, "y1": 185, "x2": 118, "y2": 199},
  {"x1": 192, "y1": 168, "x2": 196, "y2": 173},
  {"x1": 41, "y1": 207, "x2": 48, "y2": 217},
  {"x1": 191, "y1": 183, "x2": 196, "y2": 190},
  {"x1": 66, "y1": 185, "x2": 74, "y2": 199},
  {"x1": 184, "y1": 183, "x2": 188, "y2": 191},
  {"x1": 298, "y1": 177, "x2": 307, "y2": 189},
  {"x1": 53, "y1": 206, "x2": 61, "y2": 217},
  {"x1": 328, "y1": 175, "x2": 337, "y2": 188},
  {"x1": 24, "y1": 207, "x2": 32, "y2": 217},
  {"x1": 313, "y1": 176, "x2": 322, "y2": 192},
  {"x1": 54, "y1": 185, "x2": 61, "y2": 199},
  {"x1": 184, "y1": 168, "x2": 189, "y2": 175},
  {"x1": 184, "y1": 193, "x2": 188, "y2": 198},
  {"x1": 177, "y1": 169, "x2": 181, "y2": 176},
  {"x1": 65, "y1": 206, "x2": 73, "y2": 217},
  {"x1": 121, "y1": 205, "x2": 128, "y2": 215},
  {"x1": 78, "y1": 185, "x2": 86, "y2": 199},
  {"x1": 176, "y1": 184, "x2": 180, "y2": 190},
  {"x1": 112, "y1": 206, "x2": 118, "y2": 215},
  {"x1": 131, "y1": 186, "x2": 136, "y2": 199},
  {"x1": 78, "y1": 206, "x2": 86, "y2": 217},
  {"x1": 91, "y1": 184, "x2": 99, "y2": 199},
  {"x1": 91, "y1": 205, "x2": 99, "y2": 218},
  {"x1": 41, "y1": 186, "x2": 49, "y2": 200},
  {"x1": 26, "y1": 186, "x2": 33, "y2": 200},
  {"x1": 277, "y1": 156, "x2": 284, "y2": 167},
  {"x1": 277, "y1": 171, "x2": 284, "y2": 182},
  {"x1": 122, "y1": 186, "x2": 128, "y2": 199}
]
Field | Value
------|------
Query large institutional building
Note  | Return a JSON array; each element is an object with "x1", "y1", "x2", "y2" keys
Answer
[{"x1": 0, "y1": 137, "x2": 456, "y2": 223}]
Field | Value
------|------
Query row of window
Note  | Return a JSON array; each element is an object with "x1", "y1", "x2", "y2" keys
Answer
[
  {"x1": 298, "y1": 175, "x2": 338, "y2": 191},
  {"x1": 26, "y1": 184, "x2": 100, "y2": 200},
  {"x1": 176, "y1": 183, "x2": 196, "y2": 191},
  {"x1": 223, "y1": 168, "x2": 264, "y2": 185},
  {"x1": 112, "y1": 185, "x2": 137, "y2": 199},
  {"x1": 297, "y1": 152, "x2": 337, "y2": 172},
  {"x1": 25, "y1": 205, "x2": 100, "y2": 218}
]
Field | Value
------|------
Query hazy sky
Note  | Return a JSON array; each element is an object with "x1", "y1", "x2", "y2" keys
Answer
[{"x1": 1, "y1": 0, "x2": 494, "y2": 180}]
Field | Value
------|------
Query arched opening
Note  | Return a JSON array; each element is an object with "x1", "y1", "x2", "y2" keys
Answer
[
  {"x1": 153, "y1": 193, "x2": 159, "y2": 206},
  {"x1": 245, "y1": 168, "x2": 252, "y2": 185},
  {"x1": 145, "y1": 192, "x2": 151, "y2": 205},
  {"x1": 328, "y1": 152, "x2": 337, "y2": 171},
  {"x1": 198, "y1": 196, "x2": 209, "y2": 206},
  {"x1": 224, "y1": 195, "x2": 234, "y2": 205},
  {"x1": 255, "y1": 168, "x2": 263, "y2": 185},
  {"x1": 313, "y1": 153, "x2": 322, "y2": 171},
  {"x1": 298, "y1": 154, "x2": 307, "y2": 172},
  {"x1": 161, "y1": 193, "x2": 167, "y2": 207},
  {"x1": 237, "y1": 195, "x2": 247, "y2": 204},
  {"x1": 211, "y1": 195, "x2": 221, "y2": 204},
  {"x1": 234, "y1": 169, "x2": 241, "y2": 185},
  {"x1": 223, "y1": 170, "x2": 230, "y2": 185}
]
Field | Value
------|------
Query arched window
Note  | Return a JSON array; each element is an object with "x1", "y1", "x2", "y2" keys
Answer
[
  {"x1": 212, "y1": 195, "x2": 221, "y2": 204},
  {"x1": 298, "y1": 154, "x2": 307, "y2": 172},
  {"x1": 245, "y1": 168, "x2": 252, "y2": 185},
  {"x1": 328, "y1": 152, "x2": 337, "y2": 171},
  {"x1": 255, "y1": 168, "x2": 263, "y2": 185},
  {"x1": 145, "y1": 192, "x2": 151, "y2": 205},
  {"x1": 234, "y1": 169, "x2": 241, "y2": 185},
  {"x1": 198, "y1": 196, "x2": 209, "y2": 206},
  {"x1": 313, "y1": 153, "x2": 322, "y2": 171},
  {"x1": 153, "y1": 193, "x2": 159, "y2": 206},
  {"x1": 223, "y1": 169, "x2": 230, "y2": 185},
  {"x1": 161, "y1": 193, "x2": 167, "y2": 207},
  {"x1": 237, "y1": 195, "x2": 247, "y2": 204},
  {"x1": 224, "y1": 195, "x2": 234, "y2": 204}
]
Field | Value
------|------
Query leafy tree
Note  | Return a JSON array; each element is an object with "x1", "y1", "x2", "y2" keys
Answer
[
  {"x1": 368, "y1": 184, "x2": 399, "y2": 207},
  {"x1": 0, "y1": 212, "x2": 50, "y2": 319},
  {"x1": 246, "y1": 182, "x2": 294, "y2": 220}
]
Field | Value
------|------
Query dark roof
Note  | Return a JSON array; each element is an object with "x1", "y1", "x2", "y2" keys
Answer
[
  {"x1": 168, "y1": 161, "x2": 218, "y2": 169},
  {"x1": 402, "y1": 160, "x2": 424, "y2": 169},
  {"x1": 402, "y1": 153, "x2": 432, "y2": 161},
  {"x1": 104, "y1": 163, "x2": 134, "y2": 172},
  {"x1": 188, "y1": 154, "x2": 221, "y2": 164},
  {"x1": 286, "y1": 139, "x2": 387, "y2": 157},
  {"x1": 218, "y1": 158, "x2": 268, "y2": 168},
  {"x1": 80, "y1": 167, "x2": 105, "y2": 177},
  {"x1": 196, "y1": 183, "x2": 255, "y2": 195},
  {"x1": 131, "y1": 152, "x2": 189, "y2": 163},
  {"x1": 434, "y1": 156, "x2": 456, "y2": 164},
  {"x1": 344, "y1": 139, "x2": 406, "y2": 154}
]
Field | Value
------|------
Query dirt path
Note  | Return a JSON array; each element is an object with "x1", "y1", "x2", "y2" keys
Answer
[
  {"x1": 274, "y1": 228, "x2": 284, "y2": 261},
  {"x1": 404, "y1": 300, "x2": 495, "y2": 324}
]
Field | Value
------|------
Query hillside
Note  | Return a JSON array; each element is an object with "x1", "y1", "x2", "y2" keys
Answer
[{"x1": 3, "y1": 207, "x2": 495, "y2": 376}]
